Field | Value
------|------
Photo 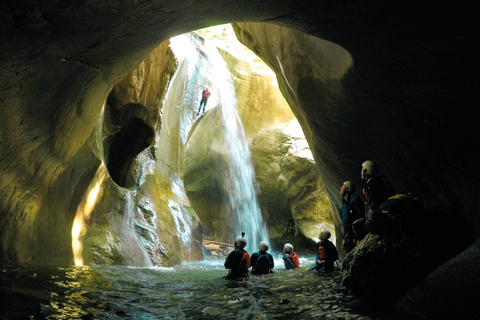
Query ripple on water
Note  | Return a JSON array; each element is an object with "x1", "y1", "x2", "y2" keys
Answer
[{"x1": 1, "y1": 257, "x2": 413, "y2": 319}]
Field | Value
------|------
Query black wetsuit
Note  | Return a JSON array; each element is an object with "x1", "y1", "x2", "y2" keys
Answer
[
  {"x1": 363, "y1": 175, "x2": 394, "y2": 212},
  {"x1": 224, "y1": 248, "x2": 249, "y2": 278},
  {"x1": 315, "y1": 240, "x2": 338, "y2": 272},
  {"x1": 250, "y1": 251, "x2": 274, "y2": 275}
]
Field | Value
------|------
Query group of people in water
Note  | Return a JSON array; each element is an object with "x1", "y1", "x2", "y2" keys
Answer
[
  {"x1": 224, "y1": 229, "x2": 338, "y2": 279},
  {"x1": 224, "y1": 160, "x2": 395, "y2": 279}
]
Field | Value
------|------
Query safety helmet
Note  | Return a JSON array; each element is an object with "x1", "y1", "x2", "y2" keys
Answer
[
  {"x1": 258, "y1": 241, "x2": 269, "y2": 252},
  {"x1": 284, "y1": 243, "x2": 293, "y2": 252},
  {"x1": 320, "y1": 229, "x2": 331, "y2": 240},
  {"x1": 362, "y1": 160, "x2": 378, "y2": 177},
  {"x1": 235, "y1": 234, "x2": 247, "y2": 248},
  {"x1": 343, "y1": 181, "x2": 355, "y2": 193}
]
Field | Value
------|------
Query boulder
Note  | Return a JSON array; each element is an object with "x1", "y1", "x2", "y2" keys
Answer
[
  {"x1": 250, "y1": 120, "x2": 333, "y2": 251},
  {"x1": 342, "y1": 195, "x2": 473, "y2": 306}
]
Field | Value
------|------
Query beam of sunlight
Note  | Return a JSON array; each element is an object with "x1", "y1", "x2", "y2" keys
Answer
[{"x1": 72, "y1": 163, "x2": 107, "y2": 266}]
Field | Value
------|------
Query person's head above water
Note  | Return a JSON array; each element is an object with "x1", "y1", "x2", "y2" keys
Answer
[
  {"x1": 320, "y1": 229, "x2": 331, "y2": 241},
  {"x1": 258, "y1": 241, "x2": 269, "y2": 252},
  {"x1": 283, "y1": 243, "x2": 293, "y2": 253},
  {"x1": 235, "y1": 232, "x2": 247, "y2": 249}
]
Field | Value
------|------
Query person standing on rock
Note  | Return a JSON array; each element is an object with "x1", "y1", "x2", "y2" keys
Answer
[
  {"x1": 250, "y1": 241, "x2": 274, "y2": 275},
  {"x1": 361, "y1": 160, "x2": 395, "y2": 212},
  {"x1": 340, "y1": 181, "x2": 365, "y2": 252},
  {"x1": 224, "y1": 232, "x2": 250, "y2": 279},
  {"x1": 197, "y1": 88, "x2": 210, "y2": 115},
  {"x1": 282, "y1": 243, "x2": 300, "y2": 270},
  {"x1": 312, "y1": 229, "x2": 338, "y2": 272},
  {"x1": 361, "y1": 160, "x2": 396, "y2": 235}
]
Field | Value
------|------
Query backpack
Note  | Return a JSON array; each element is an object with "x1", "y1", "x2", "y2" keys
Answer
[
  {"x1": 239, "y1": 251, "x2": 250, "y2": 270},
  {"x1": 254, "y1": 253, "x2": 271, "y2": 274},
  {"x1": 317, "y1": 245, "x2": 326, "y2": 260},
  {"x1": 202, "y1": 90, "x2": 210, "y2": 98}
]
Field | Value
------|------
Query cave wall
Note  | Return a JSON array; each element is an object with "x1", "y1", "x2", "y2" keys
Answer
[{"x1": 1, "y1": 2, "x2": 479, "y2": 314}]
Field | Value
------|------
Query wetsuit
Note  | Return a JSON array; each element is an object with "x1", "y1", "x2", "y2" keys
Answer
[
  {"x1": 315, "y1": 240, "x2": 338, "y2": 272},
  {"x1": 282, "y1": 252, "x2": 300, "y2": 269},
  {"x1": 341, "y1": 194, "x2": 365, "y2": 251},
  {"x1": 197, "y1": 90, "x2": 210, "y2": 114},
  {"x1": 363, "y1": 175, "x2": 394, "y2": 212},
  {"x1": 224, "y1": 248, "x2": 250, "y2": 279},
  {"x1": 250, "y1": 251, "x2": 274, "y2": 275}
]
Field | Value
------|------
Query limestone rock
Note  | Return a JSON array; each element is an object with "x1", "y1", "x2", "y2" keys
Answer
[
  {"x1": 250, "y1": 120, "x2": 333, "y2": 251},
  {"x1": 395, "y1": 238, "x2": 480, "y2": 319},
  {"x1": 78, "y1": 40, "x2": 203, "y2": 266},
  {"x1": 213, "y1": 34, "x2": 295, "y2": 140},
  {"x1": 183, "y1": 107, "x2": 234, "y2": 242},
  {"x1": 342, "y1": 198, "x2": 473, "y2": 306}
]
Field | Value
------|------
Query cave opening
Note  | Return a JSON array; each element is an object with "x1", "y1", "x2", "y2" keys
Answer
[{"x1": 99, "y1": 23, "x2": 335, "y2": 261}]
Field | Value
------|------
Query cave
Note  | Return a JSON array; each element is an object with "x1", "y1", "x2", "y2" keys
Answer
[{"x1": 1, "y1": 1, "x2": 479, "y2": 319}]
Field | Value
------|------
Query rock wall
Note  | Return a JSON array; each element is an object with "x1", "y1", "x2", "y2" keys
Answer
[
  {"x1": 72, "y1": 39, "x2": 204, "y2": 267},
  {"x1": 250, "y1": 120, "x2": 333, "y2": 251},
  {"x1": 181, "y1": 32, "x2": 330, "y2": 250},
  {"x1": 1, "y1": 1, "x2": 479, "y2": 318},
  {"x1": 232, "y1": 20, "x2": 479, "y2": 317}
]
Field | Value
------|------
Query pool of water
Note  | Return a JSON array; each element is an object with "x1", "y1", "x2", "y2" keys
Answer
[{"x1": 1, "y1": 255, "x2": 411, "y2": 319}]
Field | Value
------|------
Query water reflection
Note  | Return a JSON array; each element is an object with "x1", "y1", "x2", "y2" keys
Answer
[{"x1": 1, "y1": 257, "x2": 411, "y2": 319}]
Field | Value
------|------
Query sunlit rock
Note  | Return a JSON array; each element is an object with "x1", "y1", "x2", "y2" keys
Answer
[
  {"x1": 249, "y1": 120, "x2": 333, "y2": 251},
  {"x1": 210, "y1": 28, "x2": 295, "y2": 140},
  {"x1": 77, "y1": 41, "x2": 203, "y2": 266},
  {"x1": 232, "y1": 22, "x2": 353, "y2": 248}
]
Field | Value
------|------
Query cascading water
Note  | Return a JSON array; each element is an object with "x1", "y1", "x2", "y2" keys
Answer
[
  {"x1": 208, "y1": 48, "x2": 269, "y2": 254},
  {"x1": 118, "y1": 191, "x2": 153, "y2": 267},
  {"x1": 170, "y1": 33, "x2": 269, "y2": 253}
]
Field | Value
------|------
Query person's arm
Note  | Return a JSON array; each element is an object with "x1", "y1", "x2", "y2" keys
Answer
[
  {"x1": 268, "y1": 254, "x2": 274, "y2": 269},
  {"x1": 325, "y1": 242, "x2": 339, "y2": 263},
  {"x1": 353, "y1": 195, "x2": 365, "y2": 218},
  {"x1": 250, "y1": 253, "x2": 258, "y2": 270},
  {"x1": 225, "y1": 250, "x2": 240, "y2": 269}
]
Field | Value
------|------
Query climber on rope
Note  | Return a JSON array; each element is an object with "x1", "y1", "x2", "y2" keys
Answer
[
  {"x1": 339, "y1": 181, "x2": 365, "y2": 252},
  {"x1": 250, "y1": 241, "x2": 274, "y2": 275},
  {"x1": 310, "y1": 229, "x2": 338, "y2": 273},
  {"x1": 282, "y1": 243, "x2": 300, "y2": 270},
  {"x1": 197, "y1": 88, "x2": 210, "y2": 115},
  {"x1": 224, "y1": 232, "x2": 250, "y2": 279}
]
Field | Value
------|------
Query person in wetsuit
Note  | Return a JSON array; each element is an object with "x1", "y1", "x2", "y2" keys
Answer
[
  {"x1": 340, "y1": 181, "x2": 365, "y2": 252},
  {"x1": 282, "y1": 243, "x2": 300, "y2": 270},
  {"x1": 250, "y1": 241, "x2": 274, "y2": 275},
  {"x1": 313, "y1": 229, "x2": 338, "y2": 272},
  {"x1": 224, "y1": 232, "x2": 250, "y2": 279}
]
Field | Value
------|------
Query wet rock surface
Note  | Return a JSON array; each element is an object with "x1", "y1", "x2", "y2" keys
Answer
[
  {"x1": 250, "y1": 120, "x2": 333, "y2": 251},
  {"x1": 342, "y1": 196, "x2": 474, "y2": 307}
]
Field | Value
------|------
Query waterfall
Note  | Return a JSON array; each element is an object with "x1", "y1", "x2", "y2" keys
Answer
[
  {"x1": 197, "y1": 35, "x2": 269, "y2": 254},
  {"x1": 121, "y1": 191, "x2": 154, "y2": 267},
  {"x1": 170, "y1": 33, "x2": 269, "y2": 253}
]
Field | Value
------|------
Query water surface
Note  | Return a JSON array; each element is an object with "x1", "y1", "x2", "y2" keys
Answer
[{"x1": 1, "y1": 256, "x2": 409, "y2": 319}]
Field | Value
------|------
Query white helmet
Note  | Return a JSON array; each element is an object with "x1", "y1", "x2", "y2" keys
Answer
[
  {"x1": 362, "y1": 160, "x2": 378, "y2": 177},
  {"x1": 343, "y1": 181, "x2": 355, "y2": 193},
  {"x1": 320, "y1": 229, "x2": 331, "y2": 240},
  {"x1": 258, "y1": 241, "x2": 269, "y2": 252},
  {"x1": 284, "y1": 243, "x2": 293, "y2": 252},
  {"x1": 235, "y1": 233, "x2": 247, "y2": 248}
]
